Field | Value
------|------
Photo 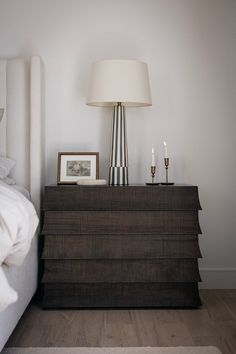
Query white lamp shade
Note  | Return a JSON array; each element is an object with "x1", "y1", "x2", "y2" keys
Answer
[{"x1": 86, "y1": 60, "x2": 152, "y2": 107}]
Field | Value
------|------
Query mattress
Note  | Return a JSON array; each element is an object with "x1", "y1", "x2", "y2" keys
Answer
[
  {"x1": 12, "y1": 185, "x2": 31, "y2": 200},
  {"x1": 0, "y1": 235, "x2": 38, "y2": 351}
]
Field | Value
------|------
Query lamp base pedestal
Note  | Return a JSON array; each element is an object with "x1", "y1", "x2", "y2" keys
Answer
[
  {"x1": 109, "y1": 166, "x2": 128, "y2": 185},
  {"x1": 109, "y1": 103, "x2": 128, "y2": 186}
]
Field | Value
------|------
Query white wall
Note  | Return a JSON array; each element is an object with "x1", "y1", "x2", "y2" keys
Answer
[{"x1": 0, "y1": 0, "x2": 235, "y2": 288}]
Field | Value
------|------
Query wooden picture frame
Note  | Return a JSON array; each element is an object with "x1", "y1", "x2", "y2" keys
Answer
[{"x1": 57, "y1": 152, "x2": 99, "y2": 185}]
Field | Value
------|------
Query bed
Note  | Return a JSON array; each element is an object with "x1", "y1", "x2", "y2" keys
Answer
[{"x1": 0, "y1": 56, "x2": 44, "y2": 352}]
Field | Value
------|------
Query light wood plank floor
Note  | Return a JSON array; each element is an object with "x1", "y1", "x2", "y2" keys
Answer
[{"x1": 6, "y1": 290, "x2": 236, "y2": 354}]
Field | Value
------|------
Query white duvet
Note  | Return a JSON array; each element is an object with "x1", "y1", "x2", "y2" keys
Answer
[{"x1": 0, "y1": 181, "x2": 39, "y2": 311}]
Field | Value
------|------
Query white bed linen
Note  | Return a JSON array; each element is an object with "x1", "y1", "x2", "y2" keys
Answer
[
  {"x1": 0, "y1": 182, "x2": 39, "y2": 312},
  {"x1": 0, "y1": 181, "x2": 38, "y2": 266}
]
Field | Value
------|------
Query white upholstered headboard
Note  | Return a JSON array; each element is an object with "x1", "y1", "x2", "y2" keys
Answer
[{"x1": 0, "y1": 56, "x2": 44, "y2": 213}]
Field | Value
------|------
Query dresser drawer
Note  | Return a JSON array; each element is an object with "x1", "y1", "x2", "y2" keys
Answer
[
  {"x1": 42, "y1": 211, "x2": 201, "y2": 235},
  {"x1": 43, "y1": 185, "x2": 201, "y2": 211},
  {"x1": 42, "y1": 234, "x2": 202, "y2": 260},
  {"x1": 43, "y1": 259, "x2": 201, "y2": 283},
  {"x1": 43, "y1": 282, "x2": 201, "y2": 308}
]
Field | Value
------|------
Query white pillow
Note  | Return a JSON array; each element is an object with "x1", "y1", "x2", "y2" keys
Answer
[{"x1": 0, "y1": 157, "x2": 15, "y2": 179}]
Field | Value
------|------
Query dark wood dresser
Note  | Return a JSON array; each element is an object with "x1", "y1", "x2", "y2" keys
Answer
[{"x1": 41, "y1": 185, "x2": 202, "y2": 308}]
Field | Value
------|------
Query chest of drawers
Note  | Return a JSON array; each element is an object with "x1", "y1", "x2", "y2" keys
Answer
[{"x1": 41, "y1": 185, "x2": 202, "y2": 308}]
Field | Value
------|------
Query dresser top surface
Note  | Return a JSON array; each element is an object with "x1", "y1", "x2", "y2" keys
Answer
[
  {"x1": 46, "y1": 184, "x2": 197, "y2": 189},
  {"x1": 43, "y1": 184, "x2": 201, "y2": 211}
]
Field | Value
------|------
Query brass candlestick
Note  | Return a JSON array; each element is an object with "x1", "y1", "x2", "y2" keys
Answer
[
  {"x1": 151, "y1": 165, "x2": 156, "y2": 184},
  {"x1": 161, "y1": 158, "x2": 174, "y2": 185},
  {"x1": 146, "y1": 165, "x2": 159, "y2": 185},
  {"x1": 164, "y1": 158, "x2": 169, "y2": 183}
]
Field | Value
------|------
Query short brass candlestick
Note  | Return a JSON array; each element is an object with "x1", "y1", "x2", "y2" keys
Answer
[
  {"x1": 146, "y1": 165, "x2": 159, "y2": 185},
  {"x1": 151, "y1": 165, "x2": 156, "y2": 184},
  {"x1": 161, "y1": 158, "x2": 174, "y2": 185}
]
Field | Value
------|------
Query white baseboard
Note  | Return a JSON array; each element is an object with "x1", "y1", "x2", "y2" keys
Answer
[{"x1": 199, "y1": 268, "x2": 236, "y2": 289}]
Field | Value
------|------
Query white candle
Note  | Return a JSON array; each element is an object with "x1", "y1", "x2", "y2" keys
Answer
[
  {"x1": 151, "y1": 148, "x2": 155, "y2": 166},
  {"x1": 164, "y1": 141, "x2": 168, "y2": 158}
]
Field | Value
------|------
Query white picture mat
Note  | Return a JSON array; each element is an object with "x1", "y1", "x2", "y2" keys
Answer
[{"x1": 60, "y1": 154, "x2": 97, "y2": 181}]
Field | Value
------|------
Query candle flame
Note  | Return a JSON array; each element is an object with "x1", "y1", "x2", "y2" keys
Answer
[
  {"x1": 164, "y1": 141, "x2": 167, "y2": 146},
  {"x1": 152, "y1": 148, "x2": 154, "y2": 153}
]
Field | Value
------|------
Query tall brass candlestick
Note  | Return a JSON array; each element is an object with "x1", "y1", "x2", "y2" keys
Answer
[
  {"x1": 164, "y1": 158, "x2": 169, "y2": 183},
  {"x1": 161, "y1": 158, "x2": 174, "y2": 185}
]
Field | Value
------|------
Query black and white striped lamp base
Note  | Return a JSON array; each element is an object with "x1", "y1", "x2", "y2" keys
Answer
[
  {"x1": 109, "y1": 103, "x2": 129, "y2": 185},
  {"x1": 109, "y1": 166, "x2": 128, "y2": 185}
]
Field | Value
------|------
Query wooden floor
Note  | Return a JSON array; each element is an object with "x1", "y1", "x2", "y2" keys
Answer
[{"x1": 6, "y1": 290, "x2": 236, "y2": 354}]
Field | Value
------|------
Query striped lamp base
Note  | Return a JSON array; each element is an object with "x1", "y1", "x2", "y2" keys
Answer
[
  {"x1": 109, "y1": 166, "x2": 128, "y2": 186},
  {"x1": 109, "y1": 103, "x2": 128, "y2": 185}
]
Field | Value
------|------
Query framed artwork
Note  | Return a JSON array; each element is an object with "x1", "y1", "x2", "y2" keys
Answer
[{"x1": 57, "y1": 152, "x2": 99, "y2": 184}]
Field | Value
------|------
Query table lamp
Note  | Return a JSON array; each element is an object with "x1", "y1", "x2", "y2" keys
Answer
[{"x1": 87, "y1": 59, "x2": 152, "y2": 185}]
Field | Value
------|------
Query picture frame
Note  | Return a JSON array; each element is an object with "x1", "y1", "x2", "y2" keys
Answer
[{"x1": 57, "y1": 152, "x2": 99, "y2": 185}]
